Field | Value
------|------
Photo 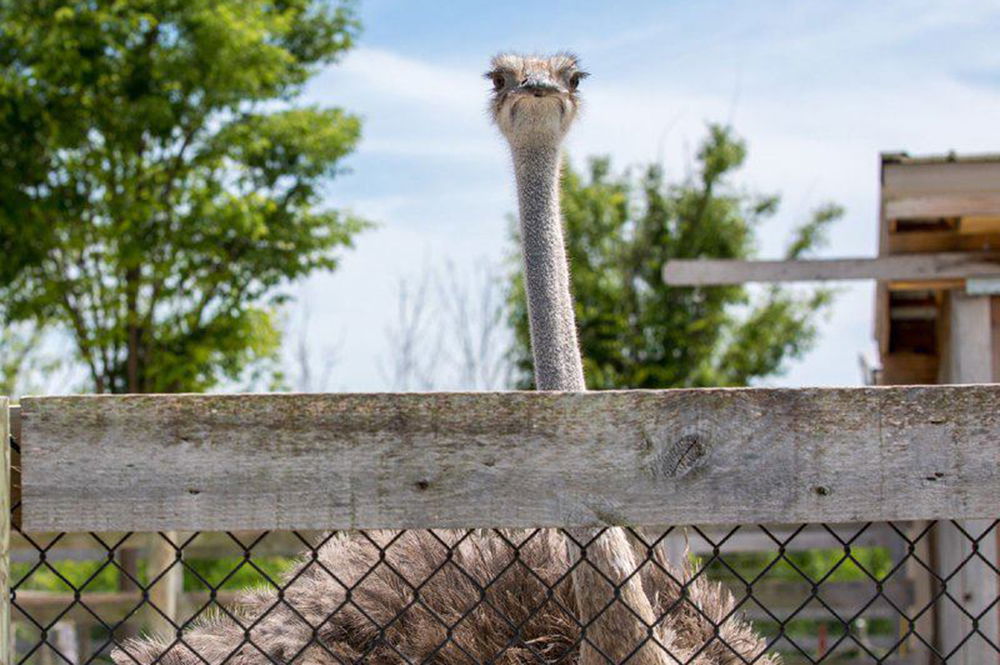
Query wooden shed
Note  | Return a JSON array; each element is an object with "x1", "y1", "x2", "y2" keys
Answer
[{"x1": 876, "y1": 152, "x2": 1000, "y2": 385}]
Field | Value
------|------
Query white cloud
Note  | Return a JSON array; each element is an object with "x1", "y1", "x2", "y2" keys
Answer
[
  {"x1": 295, "y1": 24, "x2": 1000, "y2": 390},
  {"x1": 334, "y1": 47, "x2": 485, "y2": 112}
]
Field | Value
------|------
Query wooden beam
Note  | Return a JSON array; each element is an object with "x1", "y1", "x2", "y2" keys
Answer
[
  {"x1": 147, "y1": 532, "x2": 183, "y2": 636},
  {"x1": 1, "y1": 399, "x2": 9, "y2": 664},
  {"x1": 960, "y1": 216, "x2": 1000, "y2": 235},
  {"x1": 9, "y1": 406, "x2": 18, "y2": 531},
  {"x1": 967, "y1": 277, "x2": 1000, "y2": 295},
  {"x1": 18, "y1": 388, "x2": 1000, "y2": 532},
  {"x1": 7, "y1": 524, "x2": 891, "y2": 561},
  {"x1": 887, "y1": 231, "x2": 1000, "y2": 254},
  {"x1": 936, "y1": 292, "x2": 999, "y2": 665},
  {"x1": 662, "y1": 252, "x2": 1000, "y2": 286},
  {"x1": 11, "y1": 578, "x2": 911, "y2": 627},
  {"x1": 885, "y1": 194, "x2": 1000, "y2": 220},
  {"x1": 882, "y1": 159, "x2": 1000, "y2": 198}
]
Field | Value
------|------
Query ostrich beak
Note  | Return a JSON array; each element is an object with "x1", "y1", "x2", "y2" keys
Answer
[{"x1": 519, "y1": 75, "x2": 561, "y2": 97}]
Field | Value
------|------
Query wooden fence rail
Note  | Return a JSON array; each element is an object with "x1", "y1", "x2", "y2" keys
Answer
[{"x1": 16, "y1": 386, "x2": 1000, "y2": 532}]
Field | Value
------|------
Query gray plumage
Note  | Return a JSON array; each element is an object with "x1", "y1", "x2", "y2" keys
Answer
[
  {"x1": 111, "y1": 53, "x2": 778, "y2": 665},
  {"x1": 112, "y1": 530, "x2": 776, "y2": 665}
]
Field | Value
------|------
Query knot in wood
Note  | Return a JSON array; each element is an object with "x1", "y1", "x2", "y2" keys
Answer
[{"x1": 652, "y1": 432, "x2": 708, "y2": 479}]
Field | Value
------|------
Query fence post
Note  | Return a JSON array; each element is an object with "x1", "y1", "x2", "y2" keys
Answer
[
  {"x1": 935, "y1": 292, "x2": 1000, "y2": 664},
  {"x1": 2, "y1": 398, "x2": 11, "y2": 664},
  {"x1": 148, "y1": 533, "x2": 183, "y2": 638}
]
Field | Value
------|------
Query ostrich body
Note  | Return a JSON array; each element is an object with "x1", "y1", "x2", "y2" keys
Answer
[{"x1": 111, "y1": 54, "x2": 776, "y2": 665}]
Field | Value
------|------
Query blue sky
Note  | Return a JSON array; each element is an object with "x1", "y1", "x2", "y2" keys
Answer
[{"x1": 287, "y1": 0, "x2": 1000, "y2": 391}]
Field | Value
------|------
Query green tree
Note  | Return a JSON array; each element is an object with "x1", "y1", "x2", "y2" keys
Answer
[
  {"x1": 509, "y1": 124, "x2": 842, "y2": 389},
  {"x1": 0, "y1": 0, "x2": 365, "y2": 393}
]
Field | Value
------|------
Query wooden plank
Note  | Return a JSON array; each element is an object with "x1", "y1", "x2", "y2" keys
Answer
[
  {"x1": 10, "y1": 530, "x2": 325, "y2": 558},
  {"x1": 9, "y1": 405, "x2": 18, "y2": 531},
  {"x1": 677, "y1": 523, "x2": 898, "y2": 555},
  {"x1": 883, "y1": 160, "x2": 1000, "y2": 197},
  {"x1": 18, "y1": 388, "x2": 1000, "y2": 532},
  {"x1": 960, "y1": 216, "x2": 1000, "y2": 235},
  {"x1": 738, "y1": 578, "x2": 913, "y2": 621},
  {"x1": 885, "y1": 194, "x2": 1000, "y2": 220},
  {"x1": 876, "y1": 282, "x2": 890, "y2": 356},
  {"x1": 887, "y1": 231, "x2": 1000, "y2": 254},
  {"x1": 14, "y1": 589, "x2": 234, "y2": 626},
  {"x1": 11, "y1": 523, "x2": 896, "y2": 561},
  {"x1": 1, "y1": 399, "x2": 10, "y2": 665},
  {"x1": 879, "y1": 353, "x2": 939, "y2": 386},
  {"x1": 993, "y1": 297, "x2": 1000, "y2": 383},
  {"x1": 936, "y1": 293, "x2": 999, "y2": 665},
  {"x1": 10, "y1": 523, "x2": 897, "y2": 563},
  {"x1": 11, "y1": 579, "x2": 910, "y2": 626},
  {"x1": 946, "y1": 293, "x2": 993, "y2": 382},
  {"x1": 662, "y1": 253, "x2": 1000, "y2": 286},
  {"x1": 967, "y1": 277, "x2": 1000, "y2": 295},
  {"x1": 147, "y1": 533, "x2": 183, "y2": 636}
]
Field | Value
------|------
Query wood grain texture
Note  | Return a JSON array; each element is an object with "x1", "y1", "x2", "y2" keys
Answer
[
  {"x1": 662, "y1": 252, "x2": 1000, "y2": 286},
  {"x1": 18, "y1": 388, "x2": 1000, "y2": 532}
]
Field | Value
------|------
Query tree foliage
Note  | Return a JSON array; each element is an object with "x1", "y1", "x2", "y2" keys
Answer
[
  {"x1": 0, "y1": 0, "x2": 365, "y2": 393},
  {"x1": 509, "y1": 124, "x2": 842, "y2": 389}
]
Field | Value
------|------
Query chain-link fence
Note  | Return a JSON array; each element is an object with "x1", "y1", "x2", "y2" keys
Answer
[{"x1": 11, "y1": 471, "x2": 999, "y2": 665}]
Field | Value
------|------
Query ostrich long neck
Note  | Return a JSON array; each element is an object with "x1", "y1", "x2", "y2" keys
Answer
[
  {"x1": 513, "y1": 141, "x2": 668, "y2": 665},
  {"x1": 512, "y1": 143, "x2": 586, "y2": 391}
]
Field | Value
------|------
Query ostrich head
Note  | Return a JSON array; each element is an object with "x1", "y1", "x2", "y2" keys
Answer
[{"x1": 487, "y1": 52, "x2": 588, "y2": 147}]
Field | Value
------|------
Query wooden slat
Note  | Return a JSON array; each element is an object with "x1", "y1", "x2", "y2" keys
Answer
[
  {"x1": 993, "y1": 297, "x2": 1000, "y2": 383},
  {"x1": 18, "y1": 388, "x2": 1000, "y2": 532},
  {"x1": 12, "y1": 589, "x2": 242, "y2": 625},
  {"x1": 967, "y1": 277, "x2": 1000, "y2": 296},
  {"x1": 887, "y1": 231, "x2": 1000, "y2": 254},
  {"x1": 772, "y1": 634, "x2": 904, "y2": 662},
  {"x1": 882, "y1": 160, "x2": 1000, "y2": 197},
  {"x1": 738, "y1": 578, "x2": 913, "y2": 621},
  {"x1": 684, "y1": 523, "x2": 899, "y2": 554},
  {"x1": 936, "y1": 294, "x2": 1000, "y2": 665},
  {"x1": 8, "y1": 525, "x2": 894, "y2": 562},
  {"x1": 9, "y1": 530, "x2": 325, "y2": 558},
  {"x1": 11, "y1": 579, "x2": 910, "y2": 626},
  {"x1": 9, "y1": 406, "x2": 19, "y2": 533},
  {"x1": 1, "y1": 399, "x2": 10, "y2": 664},
  {"x1": 879, "y1": 352, "x2": 939, "y2": 386},
  {"x1": 662, "y1": 253, "x2": 1000, "y2": 286},
  {"x1": 960, "y1": 216, "x2": 1000, "y2": 235},
  {"x1": 885, "y1": 194, "x2": 1000, "y2": 220}
]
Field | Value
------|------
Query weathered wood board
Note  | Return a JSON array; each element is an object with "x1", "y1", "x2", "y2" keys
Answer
[
  {"x1": 882, "y1": 158, "x2": 1000, "y2": 197},
  {"x1": 885, "y1": 193, "x2": 1000, "y2": 220},
  {"x1": 18, "y1": 388, "x2": 1000, "y2": 532},
  {"x1": 1, "y1": 398, "x2": 10, "y2": 663},
  {"x1": 663, "y1": 252, "x2": 1000, "y2": 286}
]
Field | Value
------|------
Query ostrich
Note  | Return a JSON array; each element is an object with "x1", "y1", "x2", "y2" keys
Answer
[{"x1": 111, "y1": 54, "x2": 777, "y2": 665}]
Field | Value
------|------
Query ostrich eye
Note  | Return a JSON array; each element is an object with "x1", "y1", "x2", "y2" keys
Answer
[
  {"x1": 568, "y1": 72, "x2": 583, "y2": 91},
  {"x1": 491, "y1": 73, "x2": 506, "y2": 91}
]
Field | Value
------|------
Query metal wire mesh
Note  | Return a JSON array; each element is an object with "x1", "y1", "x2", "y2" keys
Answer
[{"x1": 8, "y1": 439, "x2": 1000, "y2": 665}]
